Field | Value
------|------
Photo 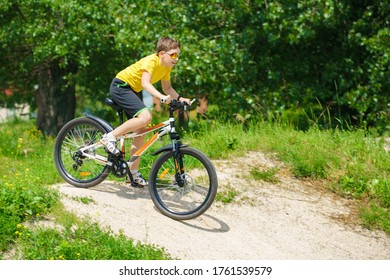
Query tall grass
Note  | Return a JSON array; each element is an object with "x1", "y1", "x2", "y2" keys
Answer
[
  {"x1": 186, "y1": 119, "x2": 389, "y2": 234},
  {"x1": 0, "y1": 120, "x2": 61, "y2": 253},
  {"x1": 13, "y1": 205, "x2": 170, "y2": 260},
  {"x1": 0, "y1": 119, "x2": 169, "y2": 259}
]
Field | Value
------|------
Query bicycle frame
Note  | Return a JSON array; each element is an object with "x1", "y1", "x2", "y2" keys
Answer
[
  {"x1": 77, "y1": 99, "x2": 192, "y2": 178},
  {"x1": 77, "y1": 118, "x2": 173, "y2": 168},
  {"x1": 118, "y1": 118, "x2": 174, "y2": 169}
]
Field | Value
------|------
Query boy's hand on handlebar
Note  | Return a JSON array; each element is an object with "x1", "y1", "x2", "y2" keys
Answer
[
  {"x1": 160, "y1": 95, "x2": 171, "y2": 104},
  {"x1": 160, "y1": 95, "x2": 194, "y2": 106},
  {"x1": 178, "y1": 97, "x2": 192, "y2": 105}
]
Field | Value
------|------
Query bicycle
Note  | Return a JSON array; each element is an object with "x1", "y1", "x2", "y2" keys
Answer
[{"x1": 54, "y1": 97, "x2": 218, "y2": 220}]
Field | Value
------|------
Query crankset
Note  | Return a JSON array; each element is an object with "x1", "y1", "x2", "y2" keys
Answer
[{"x1": 111, "y1": 157, "x2": 128, "y2": 178}]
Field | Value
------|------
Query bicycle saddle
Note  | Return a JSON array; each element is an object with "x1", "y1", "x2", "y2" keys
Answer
[{"x1": 105, "y1": 98, "x2": 122, "y2": 111}]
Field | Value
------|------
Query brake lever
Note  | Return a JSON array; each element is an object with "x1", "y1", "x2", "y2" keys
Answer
[
  {"x1": 160, "y1": 97, "x2": 196, "y2": 110},
  {"x1": 183, "y1": 98, "x2": 197, "y2": 111}
]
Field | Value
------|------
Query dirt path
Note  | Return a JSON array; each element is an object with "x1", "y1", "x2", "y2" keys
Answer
[{"x1": 56, "y1": 151, "x2": 390, "y2": 260}]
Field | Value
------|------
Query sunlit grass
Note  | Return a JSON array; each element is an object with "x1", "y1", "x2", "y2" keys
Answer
[
  {"x1": 12, "y1": 206, "x2": 170, "y2": 260},
  {"x1": 0, "y1": 120, "x2": 171, "y2": 259},
  {"x1": 187, "y1": 119, "x2": 389, "y2": 234},
  {"x1": 250, "y1": 167, "x2": 280, "y2": 183}
]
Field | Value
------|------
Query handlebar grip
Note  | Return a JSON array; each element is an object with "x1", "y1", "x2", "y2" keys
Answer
[{"x1": 160, "y1": 97, "x2": 196, "y2": 107}]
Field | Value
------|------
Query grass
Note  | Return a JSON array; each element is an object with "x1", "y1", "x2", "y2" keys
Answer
[
  {"x1": 12, "y1": 204, "x2": 170, "y2": 260},
  {"x1": 0, "y1": 117, "x2": 389, "y2": 259},
  {"x1": 0, "y1": 119, "x2": 169, "y2": 260},
  {"x1": 0, "y1": 120, "x2": 61, "y2": 253},
  {"x1": 250, "y1": 167, "x2": 280, "y2": 183},
  {"x1": 215, "y1": 184, "x2": 239, "y2": 204},
  {"x1": 186, "y1": 119, "x2": 389, "y2": 234},
  {"x1": 69, "y1": 195, "x2": 95, "y2": 205}
]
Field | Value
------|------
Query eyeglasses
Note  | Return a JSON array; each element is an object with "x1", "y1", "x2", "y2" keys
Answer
[{"x1": 165, "y1": 52, "x2": 179, "y2": 59}]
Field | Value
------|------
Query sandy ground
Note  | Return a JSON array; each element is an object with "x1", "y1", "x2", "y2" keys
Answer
[{"x1": 56, "y1": 151, "x2": 390, "y2": 260}]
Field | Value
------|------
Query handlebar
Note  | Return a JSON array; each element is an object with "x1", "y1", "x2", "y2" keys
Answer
[
  {"x1": 187, "y1": 98, "x2": 197, "y2": 106},
  {"x1": 160, "y1": 97, "x2": 197, "y2": 110}
]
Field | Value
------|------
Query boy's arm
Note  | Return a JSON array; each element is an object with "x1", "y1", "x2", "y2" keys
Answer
[
  {"x1": 141, "y1": 71, "x2": 170, "y2": 102},
  {"x1": 162, "y1": 80, "x2": 191, "y2": 104},
  {"x1": 161, "y1": 79, "x2": 179, "y2": 99}
]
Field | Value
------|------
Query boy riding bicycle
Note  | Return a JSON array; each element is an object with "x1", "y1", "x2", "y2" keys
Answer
[{"x1": 100, "y1": 37, "x2": 191, "y2": 187}]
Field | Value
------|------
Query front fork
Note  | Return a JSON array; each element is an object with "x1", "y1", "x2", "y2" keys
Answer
[
  {"x1": 166, "y1": 113, "x2": 186, "y2": 186},
  {"x1": 173, "y1": 138, "x2": 186, "y2": 187}
]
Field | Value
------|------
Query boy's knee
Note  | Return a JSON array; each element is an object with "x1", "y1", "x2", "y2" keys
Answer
[{"x1": 137, "y1": 110, "x2": 152, "y2": 126}]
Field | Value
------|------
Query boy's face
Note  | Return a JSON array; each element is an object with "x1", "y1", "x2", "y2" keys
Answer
[{"x1": 160, "y1": 48, "x2": 180, "y2": 68}]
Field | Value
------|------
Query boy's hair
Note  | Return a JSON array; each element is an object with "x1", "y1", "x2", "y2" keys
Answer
[{"x1": 156, "y1": 37, "x2": 180, "y2": 54}]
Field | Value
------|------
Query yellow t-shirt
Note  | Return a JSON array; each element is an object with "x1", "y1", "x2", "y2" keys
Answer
[{"x1": 116, "y1": 54, "x2": 171, "y2": 92}]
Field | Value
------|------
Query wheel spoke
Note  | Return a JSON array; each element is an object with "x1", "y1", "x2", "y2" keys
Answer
[{"x1": 54, "y1": 118, "x2": 110, "y2": 188}]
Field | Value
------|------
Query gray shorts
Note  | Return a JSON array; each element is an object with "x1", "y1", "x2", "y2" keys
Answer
[{"x1": 109, "y1": 78, "x2": 147, "y2": 119}]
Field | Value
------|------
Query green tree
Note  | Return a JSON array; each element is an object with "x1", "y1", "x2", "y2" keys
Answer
[
  {"x1": 1, "y1": 0, "x2": 388, "y2": 135},
  {"x1": 0, "y1": 0, "x2": 117, "y2": 135},
  {"x1": 165, "y1": 0, "x2": 389, "y2": 130}
]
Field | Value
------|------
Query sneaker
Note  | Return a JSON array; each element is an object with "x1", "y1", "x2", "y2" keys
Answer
[
  {"x1": 128, "y1": 171, "x2": 149, "y2": 188},
  {"x1": 100, "y1": 134, "x2": 120, "y2": 155}
]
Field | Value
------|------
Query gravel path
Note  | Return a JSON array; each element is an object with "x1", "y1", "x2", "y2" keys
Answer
[{"x1": 57, "y1": 151, "x2": 390, "y2": 260}]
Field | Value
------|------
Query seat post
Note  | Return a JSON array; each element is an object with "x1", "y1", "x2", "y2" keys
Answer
[
  {"x1": 105, "y1": 97, "x2": 125, "y2": 126},
  {"x1": 118, "y1": 109, "x2": 124, "y2": 125}
]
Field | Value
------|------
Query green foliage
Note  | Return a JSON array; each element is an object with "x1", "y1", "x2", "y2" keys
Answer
[
  {"x1": 185, "y1": 121, "x2": 248, "y2": 159},
  {"x1": 0, "y1": 0, "x2": 118, "y2": 114},
  {"x1": 0, "y1": 120, "x2": 61, "y2": 252},
  {"x1": 0, "y1": 120, "x2": 171, "y2": 259},
  {"x1": 330, "y1": 131, "x2": 390, "y2": 211},
  {"x1": 250, "y1": 168, "x2": 280, "y2": 183},
  {"x1": 187, "y1": 118, "x2": 389, "y2": 233},
  {"x1": 215, "y1": 185, "x2": 238, "y2": 204},
  {"x1": 0, "y1": 120, "x2": 46, "y2": 158},
  {"x1": 361, "y1": 203, "x2": 390, "y2": 234},
  {"x1": 1, "y1": 0, "x2": 388, "y2": 134},
  {"x1": 14, "y1": 218, "x2": 170, "y2": 260},
  {"x1": 70, "y1": 196, "x2": 95, "y2": 205}
]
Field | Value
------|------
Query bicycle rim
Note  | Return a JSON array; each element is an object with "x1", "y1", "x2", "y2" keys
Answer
[
  {"x1": 54, "y1": 118, "x2": 110, "y2": 188},
  {"x1": 149, "y1": 147, "x2": 218, "y2": 220}
]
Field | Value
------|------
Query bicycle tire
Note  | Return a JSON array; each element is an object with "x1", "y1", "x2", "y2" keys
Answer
[
  {"x1": 149, "y1": 147, "x2": 218, "y2": 220},
  {"x1": 54, "y1": 117, "x2": 111, "y2": 188}
]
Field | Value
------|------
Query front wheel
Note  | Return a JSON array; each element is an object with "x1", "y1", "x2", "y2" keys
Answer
[{"x1": 149, "y1": 147, "x2": 218, "y2": 220}]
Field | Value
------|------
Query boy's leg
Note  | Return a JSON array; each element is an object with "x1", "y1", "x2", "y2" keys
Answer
[
  {"x1": 127, "y1": 133, "x2": 148, "y2": 187},
  {"x1": 101, "y1": 111, "x2": 151, "y2": 155},
  {"x1": 130, "y1": 134, "x2": 145, "y2": 170},
  {"x1": 102, "y1": 78, "x2": 150, "y2": 187},
  {"x1": 111, "y1": 110, "x2": 151, "y2": 138},
  {"x1": 128, "y1": 133, "x2": 148, "y2": 186},
  {"x1": 125, "y1": 111, "x2": 151, "y2": 187}
]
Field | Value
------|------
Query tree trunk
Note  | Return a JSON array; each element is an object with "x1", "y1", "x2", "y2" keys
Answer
[{"x1": 36, "y1": 61, "x2": 76, "y2": 136}]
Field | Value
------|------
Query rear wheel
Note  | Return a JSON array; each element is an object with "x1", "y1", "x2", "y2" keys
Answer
[
  {"x1": 149, "y1": 147, "x2": 218, "y2": 220},
  {"x1": 54, "y1": 118, "x2": 111, "y2": 188}
]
